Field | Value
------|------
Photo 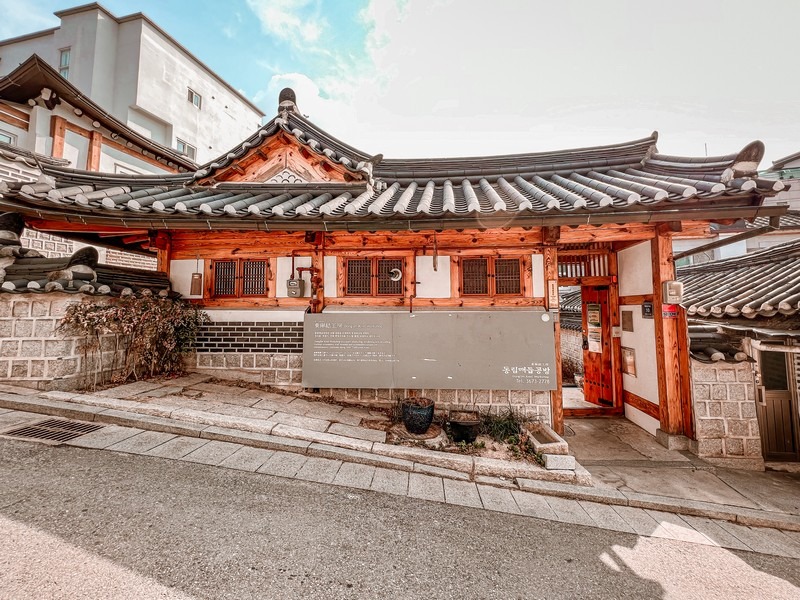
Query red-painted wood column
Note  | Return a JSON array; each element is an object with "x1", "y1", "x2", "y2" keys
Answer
[
  {"x1": 651, "y1": 227, "x2": 684, "y2": 435},
  {"x1": 543, "y1": 243, "x2": 563, "y2": 434}
]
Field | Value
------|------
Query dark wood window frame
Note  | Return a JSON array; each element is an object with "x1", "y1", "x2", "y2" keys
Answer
[
  {"x1": 459, "y1": 256, "x2": 524, "y2": 297},
  {"x1": 210, "y1": 258, "x2": 270, "y2": 298},
  {"x1": 343, "y1": 256, "x2": 405, "y2": 297}
]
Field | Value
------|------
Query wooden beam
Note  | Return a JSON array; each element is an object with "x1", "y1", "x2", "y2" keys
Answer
[
  {"x1": 543, "y1": 245, "x2": 563, "y2": 435},
  {"x1": 155, "y1": 232, "x2": 171, "y2": 274},
  {"x1": 564, "y1": 407, "x2": 624, "y2": 418},
  {"x1": 619, "y1": 294, "x2": 653, "y2": 305},
  {"x1": 543, "y1": 225, "x2": 560, "y2": 245},
  {"x1": 27, "y1": 218, "x2": 147, "y2": 235},
  {"x1": 87, "y1": 130, "x2": 102, "y2": 171},
  {"x1": 50, "y1": 115, "x2": 66, "y2": 159},
  {"x1": 623, "y1": 390, "x2": 660, "y2": 420},
  {"x1": 651, "y1": 230, "x2": 683, "y2": 435}
]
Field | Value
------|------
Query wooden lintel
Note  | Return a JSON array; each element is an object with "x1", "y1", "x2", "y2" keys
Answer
[
  {"x1": 656, "y1": 221, "x2": 682, "y2": 234},
  {"x1": 121, "y1": 234, "x2": 150, "y2": 245},
  {"x1": 27, "y1": 218, "x2": 146, "y2": 235},
  {"x1": 619, "y1": 294, "x2": 653, "y2": 305}
]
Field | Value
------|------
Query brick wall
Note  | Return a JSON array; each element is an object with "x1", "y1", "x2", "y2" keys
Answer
[
  {"x1": 105, "y1": 249, "x2": 157, "y2": 270},
  {"x1": 20, "y1": 230, "x2": 73, "y2": 258},
  {"x1": 690, "y1": 359, "x2": 763, "y2": 468},
  {"x1": 194, "y1": 322, "x2": 303, "y2": 353},
  {"x1": 189, "y1": 321, "x2": 552, "y2": 422},
  {"x1": 0, "y1": 294, "x2": 124, "y2": 390}
]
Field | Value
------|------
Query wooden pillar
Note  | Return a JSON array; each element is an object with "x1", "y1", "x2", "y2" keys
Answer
[
  {"x1": 608, "y1": 250, "x2": 624, "y2": 409},
  {"x1": 50, "y1": 115, "x2": 66, "y2": 159},
  {"x1": 543, "y1": 245, "x2": 563, "y2": 434},
  {"x1": 87, "y1": 130, "x2": 102, "y2": 171},
  {"x1": 651, "y1": 228, "x2": 683, "y2": 435},
  {"x1": 311, "y1": 235, "x2": 325, "y2": 313},
  {"x1": 153, "y1": 232, "x2": 171, "y2": 275}
]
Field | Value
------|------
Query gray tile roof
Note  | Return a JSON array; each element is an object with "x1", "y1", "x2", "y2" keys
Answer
[
  {"x1": 680, "y1": 239, "x2": 800, "y2": 320},
  {"x1": 0, "y1": 91, "x2": 787, "y2": 231}
]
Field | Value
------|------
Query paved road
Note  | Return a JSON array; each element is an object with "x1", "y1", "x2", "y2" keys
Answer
[{"x1": 0, "y1": 439, "x2": 798, "y2": 600}]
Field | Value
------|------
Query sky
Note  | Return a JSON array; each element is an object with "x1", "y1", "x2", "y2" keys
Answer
[{"x1": 2, "y1": 0, "x2": 799, "y2": 166}]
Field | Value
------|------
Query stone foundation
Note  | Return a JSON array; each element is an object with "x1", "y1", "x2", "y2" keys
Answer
[
  {"x1": 690, "y1": 359, "x2": 764, "y2": 470},
  {"x1": 187, "y1": 351, "x2": 552, "y2": 424},
  {"x1": 0, "y1": 294, "x2": 124, "y2": 390}
]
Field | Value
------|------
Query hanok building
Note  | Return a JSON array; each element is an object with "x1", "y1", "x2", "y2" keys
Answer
[{"x1": 0, "y1": 89, "x2": 788, "y2": 453}]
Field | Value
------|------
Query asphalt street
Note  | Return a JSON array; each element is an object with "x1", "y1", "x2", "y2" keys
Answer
[{"x1": 0, "y1": 438, "x2": 797, "y2": 600}]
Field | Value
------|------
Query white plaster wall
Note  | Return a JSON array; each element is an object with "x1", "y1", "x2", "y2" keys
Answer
[
  {"x1": 625, "y1": 404, "x2": 659, "y2": 436},
  {"x1": 0, "y1": 34, "x2": 56, "y2": 77},
  {"x1": 205, "y1": 309, "x2": 306, "y2": 322},
  {"x1": 136, "y1": 23, "x2": 261, "y2": 163},
  {"x1": 532, "y1": 253, "x2": 545, "y2": 298},
  {"x1": 276, "y1": 256, "x2": 311, "y2": 297},
  {"x1": 0, "y1": 120, "x2": 29, "y2": 147},
  {"x1": 323, "y1": 256, "x2": 337, "y2": 298},
  {"x1": 170, "y1": 259, "x2": 204, "y2": 299},
  {"x1": 619, "y1": 306, "x2": 659, "y2": 403},
  {"x1": 88, "y1": 11, "x2": 118, "y2": 111},
  {"x1": 99, "y1": 144, "x2": 169, "y2": 175},
  {"x1": 618, "y1": 241, "x2": 652, "y2": 296},
  {"x1": 63, "y1": 130, "x2": 88, "y2": 169},
  {"x1": 415, "y1": 255, "x2": 450, "y2": 298}
]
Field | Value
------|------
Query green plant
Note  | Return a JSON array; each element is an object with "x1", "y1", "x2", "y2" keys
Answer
[
  {"x1": 453, "y1": 440, "x2": 485, "y2": 454},
  {"x1": 480, "y1": 408, "x2": 524, "y2": 443},
  {"x1": 59, "y1": 296, "x2": 208, "y2": 388}
]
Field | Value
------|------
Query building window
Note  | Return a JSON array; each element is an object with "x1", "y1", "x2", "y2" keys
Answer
[
  {"x1": 460, "y1": 257, "x2": 522, "y2": 296},
  {"x1": 0, "y1": 130, "x2": 16, "y2": 145},
  {"x1": 344, "y1": 257, "x2": 404, "y2": 296},
  {"x1": 211, "y1": 259, "x2": 269, "y2": 298},
  {"x1": 59, "y1": 48, "x2": 71, "y2": 79},
  {"x1": 187, "y1": 88, "x2": 202, "y2": 109},
  {"x1": 176, "y1": 138, "x2": 197, "y2": 160}
]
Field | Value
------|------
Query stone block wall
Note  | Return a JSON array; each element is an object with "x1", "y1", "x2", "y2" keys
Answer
[
  {"x1": 560, "y1": 327, "x2": 583, "y2": 383},
  {"x1": 0, "y1": 293, "x2": 124, "y2": 390},
  {"x1": 690, "y1": 359, "x2": 763, "y2": 467}
]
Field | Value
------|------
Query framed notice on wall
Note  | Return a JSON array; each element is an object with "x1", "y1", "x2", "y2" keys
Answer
[
  {"x1": 622, "y1": 347, "x2": 636, "y2": 376},
  {"x1": 587, "y1": 303, "x2": 602, "y2": 353}
]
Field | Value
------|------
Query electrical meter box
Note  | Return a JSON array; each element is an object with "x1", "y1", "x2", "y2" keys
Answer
[
  {"x1": 286, "y1": 278, "x2": 305, "y2": 297},
  {"x1": 662, "y1": 280, "x2": 684, "y2": 304}
]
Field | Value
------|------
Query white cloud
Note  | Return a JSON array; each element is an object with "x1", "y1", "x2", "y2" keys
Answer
[
  {"x1": 245, "y1": 0, "x2": 328, "y2": 48},
  {"x1": 0, "y1": 0, "x2": 57, "y2": 40},
  {"x1": 253, "y1": 0, "x2": 800, "y2": 164}
]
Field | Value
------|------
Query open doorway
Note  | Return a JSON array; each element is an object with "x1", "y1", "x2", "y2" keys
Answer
[{"x1": 559, "y1": 284, "x2": 617, "y2": 414}]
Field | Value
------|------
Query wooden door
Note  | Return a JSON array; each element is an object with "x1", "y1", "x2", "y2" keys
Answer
[
  {"x1": 581, "y1": 286, "x2": 613, "y2": 406},
  {"x1": 757, "y1": 350, "x2": 799, "y2": 461}
]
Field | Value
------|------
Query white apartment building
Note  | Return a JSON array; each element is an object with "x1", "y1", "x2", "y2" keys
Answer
[{"x1": 0, "y1": 2, "x2": 264, "y2": 165}]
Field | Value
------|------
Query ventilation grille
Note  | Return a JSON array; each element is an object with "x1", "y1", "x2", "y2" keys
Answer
[{"x1": 3, "y1": 419, "x2": 104, "y2": 443}]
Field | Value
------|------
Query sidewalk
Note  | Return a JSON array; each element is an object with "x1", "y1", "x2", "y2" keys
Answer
[{"x1": 1, "y1": 378, "x2": 799, "y2": 558}]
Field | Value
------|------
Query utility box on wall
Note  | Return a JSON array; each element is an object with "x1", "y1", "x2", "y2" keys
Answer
[{"x1": 286, "y1": 278, "x2": 305, "y2": 297}]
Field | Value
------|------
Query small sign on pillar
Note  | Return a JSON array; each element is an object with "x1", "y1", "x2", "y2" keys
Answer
[
  {"x1": 547, "y1": 279, "x2": 559, "y2": 308},
  {"x1": 662, "y1": 304, "x2": 679, "y2": 319}
]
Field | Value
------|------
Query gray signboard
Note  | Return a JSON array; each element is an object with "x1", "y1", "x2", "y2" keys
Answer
[{"x1": 303, "y1": 311, "x2": 556, "y2": 390}]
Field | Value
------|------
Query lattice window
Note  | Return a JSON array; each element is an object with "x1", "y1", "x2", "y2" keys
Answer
[
  {"x1": 241, "y1": 260, "x2": 268, "y2": 296},
  {"x1": 461, "y1": 256, "x2": 523, "y2": 297},
  {"x1": 462, "y1": 258, "x2": 489, "y2": 295},
  {"x1": 558, "y1": 253, "x2": 609, "y2": 278},
  {"x1": 495, "y1": 258, "x2": 522, "y2": 295},
  {"x1": 211, "y1": 259, "x2": 269, "y2": 298},
  {"x1": 213, "y1": 261, "x2": 237, "y2": 297},
  {"x1": 346, "y1": 259, "x2": 372, "y2": 295},
  {"x1": 344, "y1": 257, "x2": 404, "y2": 296}
]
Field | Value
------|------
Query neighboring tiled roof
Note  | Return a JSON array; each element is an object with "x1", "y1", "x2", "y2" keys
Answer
[
  {"x1": 0, "y1": 141, "x2": 70, "y2": 167},
  {"x1": 746, "y1": 211, "x2": 800, "y2": 229},
  {"x1": 770, "y1": 150, "x2": 800, "y2": 171},
  {"x1": 680, "y1": 239, "x2": 800, "y2": 319},
  {"x1": 0, "y1": 89, "x2": 787, "y2": 231},
  {"x1": 0, "y1": 212, "x2": 172, "y2": 296},
  {"x1": 687, "y1": 324, "x2": 751, "y2": 363}
]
